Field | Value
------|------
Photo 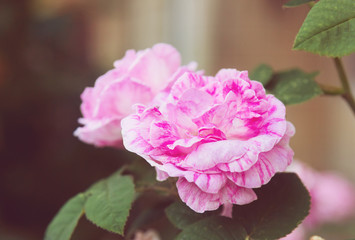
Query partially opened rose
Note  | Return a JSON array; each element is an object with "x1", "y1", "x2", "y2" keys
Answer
[
  {"x1": 122, "y1": 69, "x2": 295, "y2": 212},
  {"x1": 74, "y1": 43, "x2": 196, "y2": 147}
]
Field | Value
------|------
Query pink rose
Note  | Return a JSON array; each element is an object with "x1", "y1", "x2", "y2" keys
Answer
[
  {"x1": 122, "y1": 69, "x2": 295, "y2": 212},
  {"x1": 282, "y1": 160, "x2": 355, "y2": 240},
  {"x1": 74, "y1": 43, "x2": 195, "y2": 147}
]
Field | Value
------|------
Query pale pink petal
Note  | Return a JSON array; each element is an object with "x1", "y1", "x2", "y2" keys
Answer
[
  {"x1": 80, "y1": 87, "x2": 95, "y2": 119},
  {"x1": 198, "y1": 126, "x2": 227, "y2": 141},
  {"x1": 167, "y1": 136, "x2": 203, "y2": 153},
  {"x1": 176, "y1": 177, "x2": 221, "y2": 213},
  {"x1": 220, "y1": 203, "x2": 233, "y2": 218},
  {"x1": 156, "y1": 168, "x2": 169, "y2": 181},
  {"x1": 150, "y1": 121, "x2": 179, "y2": 149},
  {"x1": 215, "y1": 68, "x2": 240, "y2": 83},
  {"x1": 192, "y1": 103, "x2": 229, "y2": 129},
  {"x1": 162, "y1": 62, "x2": 199, "y2": 92},
  {"x1": 176, "y1": 88, "x2": 214, "y2": 118},
  {"x1": 183, "y1": 173, "x2": 227, "y2": 194},
  {"x1": 176, "y1": 178, "x2": 257, "y2": 213},
  {"x1": 217, "y1": 97, "x2": 288, "y2": 173},
  {"x1": 113, "y1": 49, "x2": 137, "y2": 69},
  {"x1": 74, "y1": 118, "x2": 122, "y2": 148},
  {"x1": 182, "y1": 140, "x2": 248, "y2": 170},
  {"x1": 183, "y1": 125, "x2": 286, "y2": 171},
  {"x1": 95, "y1": 77, "x2": 153, "y2": 118},
  {"x1": 166, "y1": 103, "x2": 198, "y2": 134},
  {"x1": 121, "y1": 107, "x2": 164, "y2": 157},
  {"x1": 170, "y1": 72, "x2": 211, "y2": 101},
  {"x1": 219, "y1": 181, "x2": 257, "y2": 205},
  {"x1": 128, "y1": 43, "x2": 181, "y2": 94},
  {"x1": 93, "y1": 68, "x2": 125, "y2": 92},
  {"x1": 226, "y1": 122, "x2": 294, "y2": 188},
  {"x1": 148, "y1": 163, "x2": 225, "y2": 195},
  {"x1": 218, "y1": 69, "x2": 252, "y2": 98}
]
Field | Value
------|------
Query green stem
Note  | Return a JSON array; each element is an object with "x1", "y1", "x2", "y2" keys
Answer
[
  {"x1": 333, "y1": 58, "x2": 355, "y2": 115},
  {"x1": 307, "y1": 2, "x2": 315, "y2": 8},
  {"x1": 319, "y1": 83, "x2": 344, "y2": 96}
]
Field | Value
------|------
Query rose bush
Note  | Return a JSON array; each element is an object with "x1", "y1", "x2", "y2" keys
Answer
[
  {"x1": 282, "y1": 160, "x2": 355, "y2": 240},
  {"x1": 74, "y1": 43, "x2": 196, "y2": 147},
  {"x1": 122, "y1": 69, "x2": 295, "y2": 212}
]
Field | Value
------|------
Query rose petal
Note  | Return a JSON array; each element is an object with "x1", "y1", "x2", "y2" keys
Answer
[
  {"x1": 176, "y1": 178, "x2": 257, "y2": 213},
  {"x1": 128, "y1": 43, "x2": 181, "y2": 94},
  {"x1": 182, "y1": 140, "x2": 248, "y2": 170},
  {"x1": 74, "y1": 118, "x2": 122, "y2": 148},
  {"x1": 227, "y1": 122, "x2": 295, "y2": 188},
  {"x1": 95, "y1": 77, "x2": 153, "y2": 118},
  {"x1": 220, "y1": 203, "x2": 233, "y2": 218}
]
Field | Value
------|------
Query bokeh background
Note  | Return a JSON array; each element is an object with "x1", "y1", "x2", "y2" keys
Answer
[{"x1": 1, "y1": 0, "x2": 354, "y2": 239}]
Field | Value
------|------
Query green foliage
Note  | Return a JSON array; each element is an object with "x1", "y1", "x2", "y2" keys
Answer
[
  {"x1": 176, "y1": 216, "x2": 247, "y2": 240},
  {"x1": 44, "y1": 193, "x2": 86, "y2": 240},
  {"x1": 125, "y1": 159, "x2": 157, "y2": 188},
  {"x1": 293, "y1": 0, "x2": 355, "y2": 57},
  {"x1": 250, "y1": 65, "x2": 323, "y2": 105},
  {"x1": 84, "y1": 173, "x2": 135, "y2": 235},
  {"x1": 126, "y1": 192, "x2": 179, "y2": 239},
  {"x1": 165, "y1": 201, "x2": 216, "y2": 229},
  {"x1": 283, "y1": 0, "x2": 314, "y2": 8},
  {"x1": 249, "y1": 64, "x2": 273, "y2": 86},
  {"x1": 268, "y1": 69, "x2": 323, "y2": 105},
  {"x1": 45, "y1": 169, "x2": 136, "y2": 240},
  {"x1": 167, "y1": 173, "x2": 310, "y2": 240},
  {"x1": 233, "y1": 173, "x2": 310, "y2": 240}
]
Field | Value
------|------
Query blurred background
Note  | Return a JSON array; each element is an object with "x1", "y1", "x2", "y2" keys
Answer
[{"x1": 0, "y1": 0, "x2": 354, "y2": 239}]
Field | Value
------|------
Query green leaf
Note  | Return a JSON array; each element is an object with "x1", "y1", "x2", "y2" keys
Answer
[
  {"x1": 283, "y1": 0, "x2": 314, "y2": 8},
  {"x1": 44, "y1": 193, "x2": 86, "y2": 240},
  {"x1": 126, "y1": 192, "x2": 175, "y2": 237},
  {"x1": 84, "y1": 172, "x2": 135, "y2": 235},
  {"x1": 293, "y1": 0, "x2": 355, "y2": 57},
  {"x1": 268, "y1": 69, "x2": 322, "y2": 105},
  {"x1": 233, "y1": 173, "x2": 311, "y2": 240},
  {"x1": 165, "y1": 201, "x2": 216, "y2": 229},
  {"x1": 126, "y1": 159, "x2": 157, "y2": 187},
  {"x1": 249, "y1": 64, "x2": 273, "y2": 86},
  {"x1": 176, "y1": 216, "x2": 247, "y2": 240}
]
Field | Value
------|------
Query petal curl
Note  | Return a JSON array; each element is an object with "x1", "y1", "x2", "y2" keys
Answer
[
  {"x1": 95, "y1": 77, "x2": 153, "y2": 118},
  {"x1": 128, "y1": 43, "x2": 181, "y2": 94},
  {"x1": 216, "y1": 96, "x2": 288, "y2": 173},
  {"x1": 226, "y1": 122, "x2": 295, "y2": 188},
  {"x1": 74, "y1": 118, "x2": 122, "y2": 148},
  {"x1": 182, "y1": 140, "x2": 248, "y2": 170},
  {"x1": 176, "y1": 177, "x2": 221, "y2": 213},
  {"x1": 121, "y1": 107, "x2": 163, "y2": 157},
  {"x1": 176, "y1": 178, "x2": 257, "y2": 213}
]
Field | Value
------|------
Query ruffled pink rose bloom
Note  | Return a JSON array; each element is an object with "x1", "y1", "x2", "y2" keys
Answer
[
  {"x1": 122, "y1": 69, "x2": 295, "y2": 212},
  {"x1": 74, "y1": 43, "x2": 196, "y2": 147},
  {"x1": 282, "y1": 160, "x2": 355, "y2": 240}
]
